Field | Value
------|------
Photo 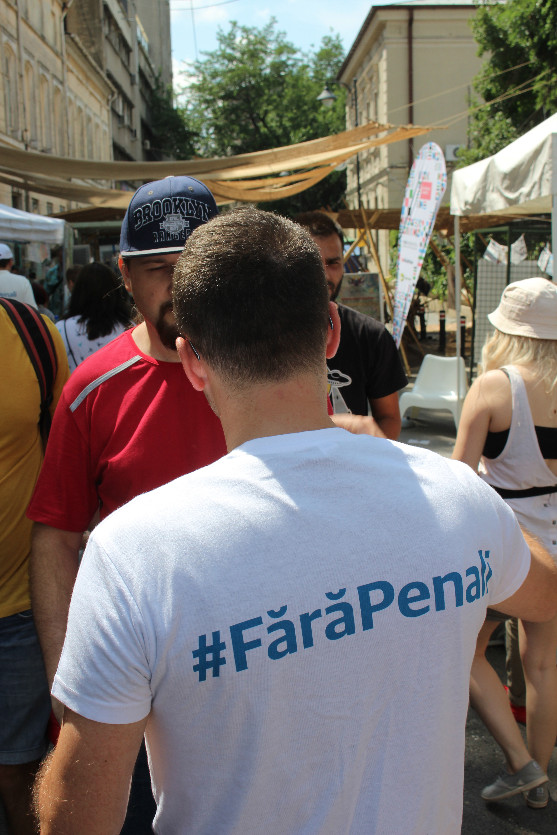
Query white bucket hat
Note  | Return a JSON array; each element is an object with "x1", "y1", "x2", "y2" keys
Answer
[{"x1": 488, "y1": 277, "x2": 557, "y2": 340}]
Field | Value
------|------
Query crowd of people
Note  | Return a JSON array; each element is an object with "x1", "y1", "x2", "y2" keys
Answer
[{"x1": 0, "y1": 176, "x2": 556, "y2": 834}]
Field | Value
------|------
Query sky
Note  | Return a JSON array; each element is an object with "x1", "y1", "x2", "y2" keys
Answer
[{"x1": 169, "y1": 0, "x2": 390, "y2": 90}]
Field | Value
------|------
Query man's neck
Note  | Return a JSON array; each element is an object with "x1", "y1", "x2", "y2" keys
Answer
[
  {"x1": 131, "y1": 321, "x2": 181, "y2": 362},
  {"x1": 216, "y1": 373, "x2": 336, "y2": 452}
]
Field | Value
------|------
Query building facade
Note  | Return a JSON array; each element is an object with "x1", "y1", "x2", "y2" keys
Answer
[
  {"x1": 0, "y1": 0, "x2": 173, "y2": 215},
  {"x1": 0, "y1": 0, "x2": 113, "y2": 214},
  {"x1": 66, "y1": 0, "x2": 173, "y2": 168},
  {"x1": 339, "y1": 1, "x2": 482, "y2": 265}
]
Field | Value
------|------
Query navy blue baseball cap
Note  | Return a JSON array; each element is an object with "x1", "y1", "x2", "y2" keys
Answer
[{"x1": 119, "y1": 175, "x2": 218, "y2": 258}]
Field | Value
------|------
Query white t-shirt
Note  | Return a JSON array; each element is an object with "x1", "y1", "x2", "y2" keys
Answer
[
  {"x1": 54, "y1": 428, "x2": 530, "y2": 835},
  {"x1": 0, "y1": 269, "x2": 37, "y2": 307},
  {"x1": 56, "y1": 316, "x2": 128, "y2": 372}
]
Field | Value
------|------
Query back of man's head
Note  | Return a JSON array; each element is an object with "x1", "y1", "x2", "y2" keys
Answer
[
  {"x1": 173, "y1": 206, "x2": 329, "y2": 387},
  {"x1": 295, "y1": 211, "x2": 343, "y2": 247}
]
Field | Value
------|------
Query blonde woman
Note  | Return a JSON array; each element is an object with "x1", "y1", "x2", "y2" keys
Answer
[{"x1": 453, "y1": 277, "x2": 557, "y2": 809}]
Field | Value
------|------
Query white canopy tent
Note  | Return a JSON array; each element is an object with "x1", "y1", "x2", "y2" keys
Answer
[
  {"x1": 0, "y1": 203, "x2": 65, "y2": 245},
  {"x1": 449, "y1": 113, "x2": 557, "y2": 405}
]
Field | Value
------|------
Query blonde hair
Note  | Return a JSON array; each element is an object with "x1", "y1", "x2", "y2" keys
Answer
[{"x1": 481, "y1": 329, "x2": 557, "y2": 393}]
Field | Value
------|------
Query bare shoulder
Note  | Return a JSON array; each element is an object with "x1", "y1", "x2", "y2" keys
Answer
[
  {"x1": 470, "y1": 369, "x2": 510, "y2": 400},
  {"x1": 453, "y1": 370, "x2": 511, "y2": 467},
  {"x1": 467, "y1": 370, "x2": 511, "y2": 421}
]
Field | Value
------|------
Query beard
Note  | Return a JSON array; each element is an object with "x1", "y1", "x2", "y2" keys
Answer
[
  {"x1": 328, "y1": 277, "x2": 343, "y2": 302},
  {"x1": 155, "y1": 301, "x2": 180, "y2": 351}
]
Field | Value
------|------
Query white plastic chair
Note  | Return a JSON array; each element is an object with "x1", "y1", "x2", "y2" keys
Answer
[{"x1": 399, "y1": 355, "x2": 468, "y2": 429}]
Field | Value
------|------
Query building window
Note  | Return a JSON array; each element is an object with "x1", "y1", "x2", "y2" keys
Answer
[
  {"x1": 53, "y1": 87, "x2": 64, "y2": 155},
  {"x1": 136, "y1": 15, "x2": 149, "y2": 54},
  {"x1": 24, "y1": 62, "x2": 38, "y2": 145},
  {"x1": 68, "y1": 99, "x2": 75, "y2": 156},
  {"x1": 76, "y1": 106, "x2": 86, "y2": 158},
  {"x1": 39, "y1": 74, "x2": 52, "y2": 151},
  {"x1": 3, "y1": 44, "x2": 19, "y2": 136},
  {"x1": 86, "y1": 115, "x2": 94, "y2": 159}
]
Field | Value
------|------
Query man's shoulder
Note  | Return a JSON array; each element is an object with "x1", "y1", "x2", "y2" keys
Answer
[
  {"x1": 338, "y1": 304, "x2": 387, "y2": 335},
  {"x1": 337, "y1": 305, "x2": 397, "y2": 352},
  {"x1": 0, "y1": 271, "x2": 28, "y2": 287},
  {"x1": 62, "y1": 329, "x2": 145, "y2": 400}
]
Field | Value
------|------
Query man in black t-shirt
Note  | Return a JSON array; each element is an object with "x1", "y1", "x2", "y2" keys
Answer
[{"x1": 296, "y1": 212, "x2": 407, "y2": 439}]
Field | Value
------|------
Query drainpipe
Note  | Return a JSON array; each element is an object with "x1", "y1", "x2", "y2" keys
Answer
[
  {"x1": 128, "y1": 0, "x2": 141, "y2": 154},
  {"x1": 15, "y1": 0, "x2": 27, "y2": 140},
  {"x1": 15, "y1": 0, "x2": 32, "y2": 211},
  {"x1": 61, "y1": 1, "x2": 74, "y2": 159},
  {"x1": 407, "y1": 8, "x2": 414, "y2": 171}
]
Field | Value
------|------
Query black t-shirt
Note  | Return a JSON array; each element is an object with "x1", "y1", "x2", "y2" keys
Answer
[{"x1": 328, "y1": 304, "x2": 407, "y2": 415}]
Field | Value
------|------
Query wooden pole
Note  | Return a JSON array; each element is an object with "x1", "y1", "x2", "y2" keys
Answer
[
  {"x1": 356, "y1": 206, "x2": 416, "y2": 373},
  {"x1": 342, "y1": 229, "x2": 367, "y2": 263}
]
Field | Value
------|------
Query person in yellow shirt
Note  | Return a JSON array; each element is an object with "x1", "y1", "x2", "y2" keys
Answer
[{"x1": 0, "y1": 301, "x2": 69, "y2": 834}]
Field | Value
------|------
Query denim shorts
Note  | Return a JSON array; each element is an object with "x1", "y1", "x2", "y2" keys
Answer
[{"x1": 0, "y1": 609, "x2": 50, "y2": 764}]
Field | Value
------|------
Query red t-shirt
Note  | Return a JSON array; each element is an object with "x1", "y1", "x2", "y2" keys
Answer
[{"x1": 28, "y1": 329, "x2": 227, "y2": 530}]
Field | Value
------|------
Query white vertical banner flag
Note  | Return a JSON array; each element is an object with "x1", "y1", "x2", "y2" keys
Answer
[
  {"x1": 510, "y1": 234, "x2": 528, "y2": 264},
  {"x1": 538, "y1": 245, "x2": 553, "y2": 276},
  {"x1": 392, "y1": 143, "x2": 447, "y2": 347},
  {"x1": 483, "y1": 238, "x2": 507, "y2": 264}
]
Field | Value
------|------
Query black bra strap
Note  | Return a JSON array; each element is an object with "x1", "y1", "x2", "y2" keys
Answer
[{"x1": 489, "y1": 483, "x2": 557, "y2": 499}]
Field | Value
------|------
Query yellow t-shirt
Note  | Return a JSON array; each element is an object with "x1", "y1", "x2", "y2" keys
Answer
[{"x1": 0, "y1": 306, "x2": 69, "y2": 618}]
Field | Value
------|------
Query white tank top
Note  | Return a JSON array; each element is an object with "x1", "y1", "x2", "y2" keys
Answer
[{"x1": 479, "y1": 365, "x2": 557, "y2": 560}]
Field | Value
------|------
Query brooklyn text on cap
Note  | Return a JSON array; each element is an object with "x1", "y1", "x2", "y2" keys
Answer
[
  {"x1": 487, "y1": 277, "x2": 557, "y2": 341},
  {"x1": 0, "y1": 244, "x2": 14, "y2": 260},
  {"x1": 119, "y1": 176, "x2": 218, "y2": 258}
]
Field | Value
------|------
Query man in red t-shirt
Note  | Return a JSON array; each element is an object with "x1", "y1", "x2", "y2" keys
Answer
[{"x1": 27, "y1": 176, "x2": 226, "y2": 833}]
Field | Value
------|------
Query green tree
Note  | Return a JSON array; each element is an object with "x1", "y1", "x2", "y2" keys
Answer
[
  {"x1": 460, "y1": 0, "x2": 557, "y2": 164},
  {"x1": 180, "y1": 20, "x2": 347, "y2": 214},
  {"x1": 147, "y1": 76, "x2": 198, "y2": 160}
]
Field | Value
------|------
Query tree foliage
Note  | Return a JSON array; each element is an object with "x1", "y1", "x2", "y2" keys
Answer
[
  {"x1": 460, "y1": 0, "x2": 557, "y2": 164},
  {"x1": 180, "y1": 20, "x2": 347, "y2": 214},
  {"x1": 148, "y1": 76, "x2": 198, "y2": 160}
]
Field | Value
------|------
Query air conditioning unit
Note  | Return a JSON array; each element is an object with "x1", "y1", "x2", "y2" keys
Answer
[{"x1": 445, "y1": 144, "x2": 463, "y2": 162}]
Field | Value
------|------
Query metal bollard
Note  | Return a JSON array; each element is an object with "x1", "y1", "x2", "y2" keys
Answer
[
  {"x1": 418, "y1": 305, "x2": 426, "y2": 340},
  {"x1": 439, "y1": 310, "x2": 446, "y2": 354}
]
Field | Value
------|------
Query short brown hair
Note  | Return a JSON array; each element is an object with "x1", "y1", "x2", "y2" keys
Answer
[
  {"x1": 295, "y1": 211, "x2": 344, "y2": 247},
  {"x1": 173, "y1": 207, "x2": 329, "y2": 387}
]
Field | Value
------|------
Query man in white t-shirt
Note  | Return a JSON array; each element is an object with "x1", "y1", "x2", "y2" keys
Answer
[
  {"x1": 0, "y1": 244, "x2": 36, "y2": 308},
  {"x1": 36, "y1": 208, "x2": 557, "y2": 834}
]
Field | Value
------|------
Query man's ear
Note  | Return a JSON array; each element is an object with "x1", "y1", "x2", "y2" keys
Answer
[
  {"x1": 326, "y1": 302, "x2": 341, "y2": 359},
  {"x1": 176, "y1": 337, "x2": 207, "y2": 392}
]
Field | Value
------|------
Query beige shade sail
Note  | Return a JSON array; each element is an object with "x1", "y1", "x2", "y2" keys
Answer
[
  {"x1": 0, "y1": 122, "x2": 434, "y2": 209},
  {"x1": 333, "y1": 206, "x2": 521, "y2": 235}
]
